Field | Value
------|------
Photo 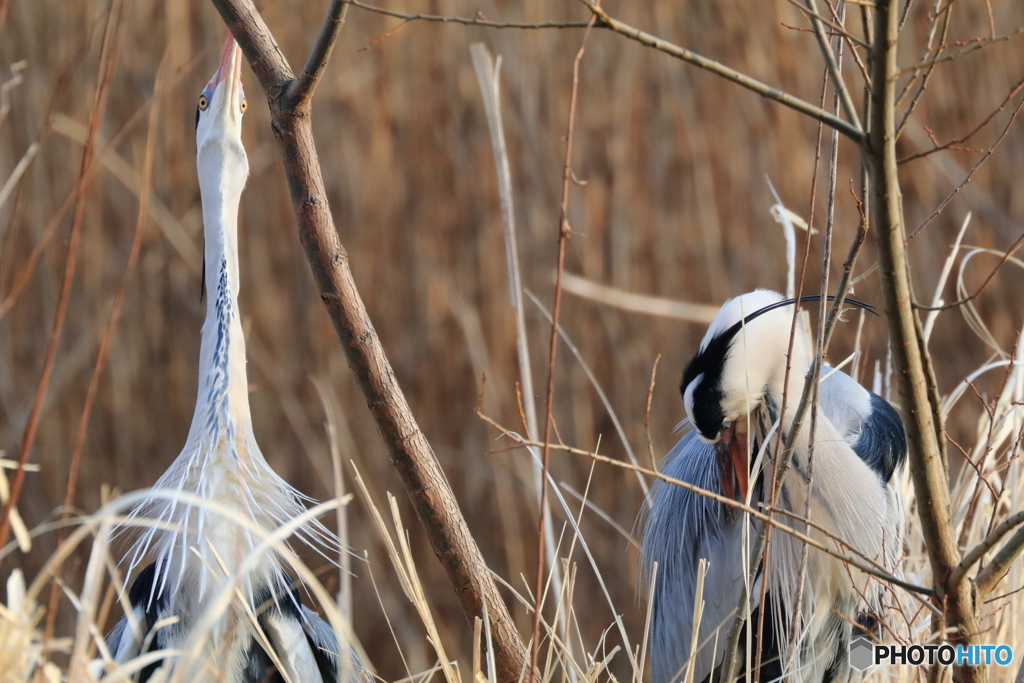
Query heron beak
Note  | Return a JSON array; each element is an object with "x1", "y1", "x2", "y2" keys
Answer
[
  {"x1": 211, "y1": 34, "x2": 242, "y2": 92},
  {"x1": 718, "y1": 420, "x2": 749, "y2": 501}
]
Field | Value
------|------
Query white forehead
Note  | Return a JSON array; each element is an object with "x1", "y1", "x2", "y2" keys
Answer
[{"x1": 699, "y1": 289, "x2": 786, "y2": 351}]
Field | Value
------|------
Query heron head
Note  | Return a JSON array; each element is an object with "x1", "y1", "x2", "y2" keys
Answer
[
  {"x1": 195, "y1": 35, "x2": 249, "y2": 197},
  {"x1": 681, "y1": 290, "x2": 807, "y2": 443}
]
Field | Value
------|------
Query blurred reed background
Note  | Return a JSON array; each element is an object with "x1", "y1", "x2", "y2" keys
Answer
[{"x1": 1, "y1": 0, "x2": 1023, "y2": 679}]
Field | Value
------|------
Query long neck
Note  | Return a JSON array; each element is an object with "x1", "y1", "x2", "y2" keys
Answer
[{"x1": 194, "y1": 176, "x2": 252, "y2": 432}]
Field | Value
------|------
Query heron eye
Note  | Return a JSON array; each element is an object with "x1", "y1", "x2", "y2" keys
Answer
[
  {"x1": 240, "y1": 98, "x2": 247, "y2": 113},
  {"x1": 198, "y1": 95, "x2": 209, "y2": 111}
]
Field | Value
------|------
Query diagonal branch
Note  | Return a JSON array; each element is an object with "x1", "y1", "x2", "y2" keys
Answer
[
  {"x1": 951, "y1": 511, "x2": 1024, "y2": 590},
  {"x1": 342, "y1": 0, "x2": 591, "y2": 30},
  {"x1": 340, "y1": 0, "x2": 866, "y2": 143},
  {"x1": 577, "y1": 0, "x2": 866, "y2": 144},
  {"x1": 976, "y1": 524, "x2": 1024, "y2": 597},
  {"x1": 290, "y1": 0, "x2": 347, "y2": 106},
  {"x1": 800, "y1": 0, "x2": 862, "y2": 129},
  {"x1": 477, "y1": 415, "x2": 935, "y2": 597},
  {"x1": 899, "y1": 25, "x2": 1024, "y2": 74},
  {"x1": 208, "y1": 1, "x2": 529, "y2": 680}
]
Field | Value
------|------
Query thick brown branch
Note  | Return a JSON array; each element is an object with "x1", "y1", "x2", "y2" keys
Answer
[
  {"x1": 208, "y1": 1, "x2": 528, "y2": 680},
  {"x1": 867, "y1": 1, "x2": 984, "y2": 680}
]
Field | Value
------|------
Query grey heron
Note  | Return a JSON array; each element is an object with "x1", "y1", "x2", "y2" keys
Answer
[
  {"x1": 105, "y1": 35, "x2": 358, "y2": 683},
  {"x1": 642, "y1": 290, "x2": 906, "y2": 683}
]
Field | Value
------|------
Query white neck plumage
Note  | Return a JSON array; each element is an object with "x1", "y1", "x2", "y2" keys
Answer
[{"x1": 193, "y1": 153, "x2": 252, "y2": 434}]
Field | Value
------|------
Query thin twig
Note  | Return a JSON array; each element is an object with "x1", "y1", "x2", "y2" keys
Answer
[
  {"x1": 531, "y1": 18, "x2": 594, "y2": 683},
  {"x1": 913, "y1": 230, "x2": 1024, "y2": 311},
  {"x1": 740, "y1": 51, "x2": 834, "y2": 683},
  {"x1": 576, "y1": 0, "x2": 866, "y2": 145},
  {"x1": 800, "y1": 0, "x2": 862, "y2": 128},
  {"x1": 853, "y1": 92, "x2": 1024, "y2": 285},
  {"x1": 894, "y1": 0, "x2": 951, "y2": 139},
  {"x1": 0, "y1": 0, "x2": 129, "y2": 551},
  {"x1": 899, "y1": 76, "x2": 1024, "y2": 163},
  {"x1": 477, "y1": 413, "x2": 935, "y2": 597},
  {"x1": 784, "y1": 0, "x2": 869, "y2": 48},
  {"x1": 42, "y1": 44, "x2": 167, "y2": 655},
  {"x1": 899, "y1": 25, "x2": 1024, "y2": 74},
  {"x1": 786, "y1": 17, "x2": 846, "y2": 667},
  {"x1": 342, "y1": 0, "x2": 590, "y2": 29}
]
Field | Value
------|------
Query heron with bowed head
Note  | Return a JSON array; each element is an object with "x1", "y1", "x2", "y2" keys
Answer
[
  {"x1": 642, "y1": 290, "x2": 906, "y2": 683},
  {"x1": 105, "y1": 35, "x2": 361, "y2": 683}
]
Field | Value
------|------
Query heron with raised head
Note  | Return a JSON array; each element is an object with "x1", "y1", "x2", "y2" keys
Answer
[
  {"x1": 642, "y1": 290, "x2": 906, "y2": 683},
  {"x1": 105, "y1": 35, "x2": 359, "y2": 683}
]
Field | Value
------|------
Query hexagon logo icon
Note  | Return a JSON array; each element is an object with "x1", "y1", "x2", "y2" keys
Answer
[{"x1": 849, "y1": 637, "x2": 874, "y2": 671}]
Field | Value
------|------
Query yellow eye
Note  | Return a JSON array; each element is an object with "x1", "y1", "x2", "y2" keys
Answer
[
  {"x1": 198, "y1": 95, "x2": 209, "y2": 110},
  {"x1": 240, "y1": 98, "x2": 247, "y2": 113}
]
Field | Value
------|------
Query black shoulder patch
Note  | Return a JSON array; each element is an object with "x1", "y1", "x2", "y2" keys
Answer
[
  {"x1": 127, "y1": 561, "x2": 169, "y2": 631},
  {"x1": 851, "y1": 394, "x2": 907, "y2": 484},
  {"x1": 126, "y1": 561, "x2": 170, "y2": 683}
]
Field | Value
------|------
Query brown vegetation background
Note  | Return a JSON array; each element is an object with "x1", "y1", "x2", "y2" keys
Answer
[{"x1": 1, "y1": 0, "x2": 1023, "y2": 678}]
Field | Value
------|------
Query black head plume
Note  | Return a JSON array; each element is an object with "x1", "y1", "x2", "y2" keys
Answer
[{"x1": 680, "y1": 293, "x2": 876, "y2": 439}]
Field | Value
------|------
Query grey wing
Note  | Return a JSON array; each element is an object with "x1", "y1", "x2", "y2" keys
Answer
[
  {"x1": 642, "y1": 429, "x2": 754, "y2": 683},
  {"x1": 819, "y1": 367, "x2": 907, "y2": 569}
]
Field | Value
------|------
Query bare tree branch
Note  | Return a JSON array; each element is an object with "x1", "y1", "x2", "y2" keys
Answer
[
  {"x1": 476, "y1": 414, "x2": 935, "y2": 597},
  {"x1": 900, "y1": 25, "x2": 1024, "y2": 74},
  {"x1": 800, "y1": 0, "x2": 863, "y2": 128},
  {"x1": 342, "y1": 0, "x2": 591, "y2": 30},
  {"x1": 341, "y1": 0, "x2": 867, "y2": 143},
  {"x1": 913, "y1": 230, "x2": 1024, "y2": 312},
  {"x1": 208, "y1": 2, "x2": 529, "y2": 680},
  {"x1": 976, "y1": 524, "x2": 1024, "y2": 597},
  {"x1": 576, "y1": 0, "x2": 866, "y2": 145},
  {"x1": 290, "y1": 0, "x2": 347, "y2": 105},
  {"x1": 951, "y1": 511, "x2": 1024, "y2": 589},
  {"x1": 867, "y1": 1, "x2": 985, "y2": 680}
]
